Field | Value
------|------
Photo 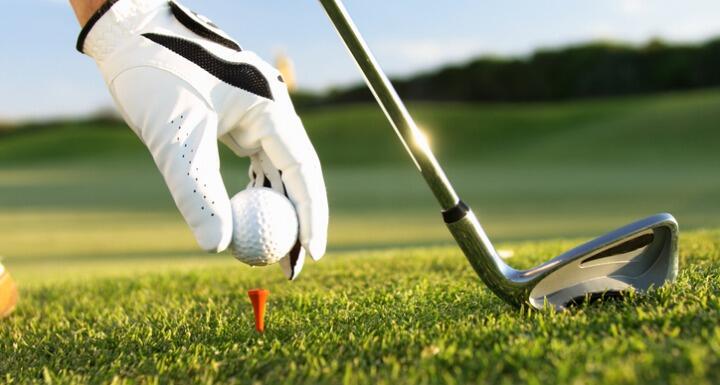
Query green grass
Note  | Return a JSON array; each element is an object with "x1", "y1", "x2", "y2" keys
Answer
[
  {"x1": 1, "y1": 230, "x2": 719, "y2": 385},
  {"x1": 1, "y1": 89, "x2": 719, "y2": 383},
  {"x1": 0, "y1": 89, "x2": 718, "y2": 259}
]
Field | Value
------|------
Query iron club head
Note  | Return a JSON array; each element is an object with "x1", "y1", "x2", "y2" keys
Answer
[{"x1": 446, "y1": 209, "x2": 679, "y2": 310}]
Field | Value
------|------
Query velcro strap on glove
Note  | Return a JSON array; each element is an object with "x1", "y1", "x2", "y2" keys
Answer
[{"x1": 77, "y1": 0, "x2": 168, "y2": 61}]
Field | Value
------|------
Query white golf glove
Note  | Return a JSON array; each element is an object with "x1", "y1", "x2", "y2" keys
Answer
[{"x1": 77, "y1": 0, "x2": 328, "y2": 279}]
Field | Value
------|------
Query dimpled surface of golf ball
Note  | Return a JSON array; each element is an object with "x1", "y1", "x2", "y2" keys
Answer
[{"x1": 230, "y1": 188, "x2": 299, "y2": 266}]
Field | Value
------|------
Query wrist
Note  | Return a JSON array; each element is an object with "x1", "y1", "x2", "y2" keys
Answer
[
  {"x1": 76, "y1": 0, "x2": 168, "y2": 56},
  {"x1": 70, "y1": 0, "x2": 112, "y2": 27}
]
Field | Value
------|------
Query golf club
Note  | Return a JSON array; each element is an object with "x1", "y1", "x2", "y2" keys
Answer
[{"x1": 318, "y1": 0, "x2": 679, "y2": 309}]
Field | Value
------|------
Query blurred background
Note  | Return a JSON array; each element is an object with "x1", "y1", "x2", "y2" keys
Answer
[{"x1": 1, "y1": 0, "x2": 719, "y2": 284}]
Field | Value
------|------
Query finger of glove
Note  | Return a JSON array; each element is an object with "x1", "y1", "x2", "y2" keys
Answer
[
  {"x1": 110, "y1": 67, "x2": 233, "y2": 252},
  {"x1": 229, "y1": 105, "x2": 328, "y2": 260},
  {"x1": 263, "y1": 113, "x2": 327, "y2": 261},
  {"x1": 279, "y1": 241, "x2": 305, "y2": 280},
  {"x1": 248, "y1": 153, "x2": 284, "y2": 191}
]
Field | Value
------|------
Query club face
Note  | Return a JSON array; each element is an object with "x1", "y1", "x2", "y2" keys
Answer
[{"x1": 527, "y1": 213, "x2": 679, "y2": 310}]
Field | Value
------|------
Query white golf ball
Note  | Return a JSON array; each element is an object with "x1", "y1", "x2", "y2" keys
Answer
[{"x1": 230, "y1": 187, "x2": 299, "y2": 266}]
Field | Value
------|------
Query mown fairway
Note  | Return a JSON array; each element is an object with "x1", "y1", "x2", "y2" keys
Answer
[
  {"x1": 1, "y1": 232, "x2": 719, "y2": 384},
  {"x1": 0, "y1": 89, "x2": 719, "y2": 384}
]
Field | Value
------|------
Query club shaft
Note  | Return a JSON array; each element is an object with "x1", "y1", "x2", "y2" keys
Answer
[
  {"x1": 319, "y1": 0, "x2": 527, "y2": 306},
  {"x1": 318, "y1": 0, "x2": 459, "y2": 210}
]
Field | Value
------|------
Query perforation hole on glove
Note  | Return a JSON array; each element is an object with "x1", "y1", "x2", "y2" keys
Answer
[{"x1": 170, "y1": 113, "x2": 217, "y2": 220}]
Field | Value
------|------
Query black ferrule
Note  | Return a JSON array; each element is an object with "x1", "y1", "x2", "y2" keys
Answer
[{"x1": 442, "y1": 200, "x2": 470, "y2": 224}]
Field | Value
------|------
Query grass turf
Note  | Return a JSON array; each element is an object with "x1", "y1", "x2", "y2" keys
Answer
[
  {"x1": 1, "y1": 89, "x2": 719, "y2": 273},
  {"x1": 1, "y1": 89, "x2": 719, "y2": 383},
  {"x1": 1, "y1": 230, "x2": 719, "y2": 385}
]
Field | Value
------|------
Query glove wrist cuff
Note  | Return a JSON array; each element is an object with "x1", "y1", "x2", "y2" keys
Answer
[{"x1": 76, "y1": 0, "x2": 168, "y2": 60}]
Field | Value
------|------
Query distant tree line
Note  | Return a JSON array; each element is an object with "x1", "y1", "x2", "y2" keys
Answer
[{"x1": 294, "y1": 38, "x2": 720, "y2": 107}]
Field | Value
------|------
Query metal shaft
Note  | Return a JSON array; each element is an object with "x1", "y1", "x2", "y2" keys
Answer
[
  {"x1": 317, "y1": 0, "x2": 459, "y2": 210},
  {"x1": 318, "y1": 0, "x2": 519, "y2": 305}
]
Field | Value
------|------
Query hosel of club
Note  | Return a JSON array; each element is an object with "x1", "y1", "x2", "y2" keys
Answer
[
  {"x1": 445, "y1": 208, "x2": 534, "y2": 307},
  {"x1": 317, "y1": 0, "x2": 530, "y2": 306}
]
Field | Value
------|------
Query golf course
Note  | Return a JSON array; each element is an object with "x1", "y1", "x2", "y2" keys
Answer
[{"x1": 1, "y1": 89, "x2": 719, "y2": 384}]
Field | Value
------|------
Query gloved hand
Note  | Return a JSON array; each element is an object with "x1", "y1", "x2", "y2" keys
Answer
[{"x1": 77, "y1": 0, "x2": 328, "y2": 279}]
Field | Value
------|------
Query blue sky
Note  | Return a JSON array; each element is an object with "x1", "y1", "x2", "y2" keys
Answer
[{"x1": 1, "y1": 0, "x2": 720, "y2": 120}]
